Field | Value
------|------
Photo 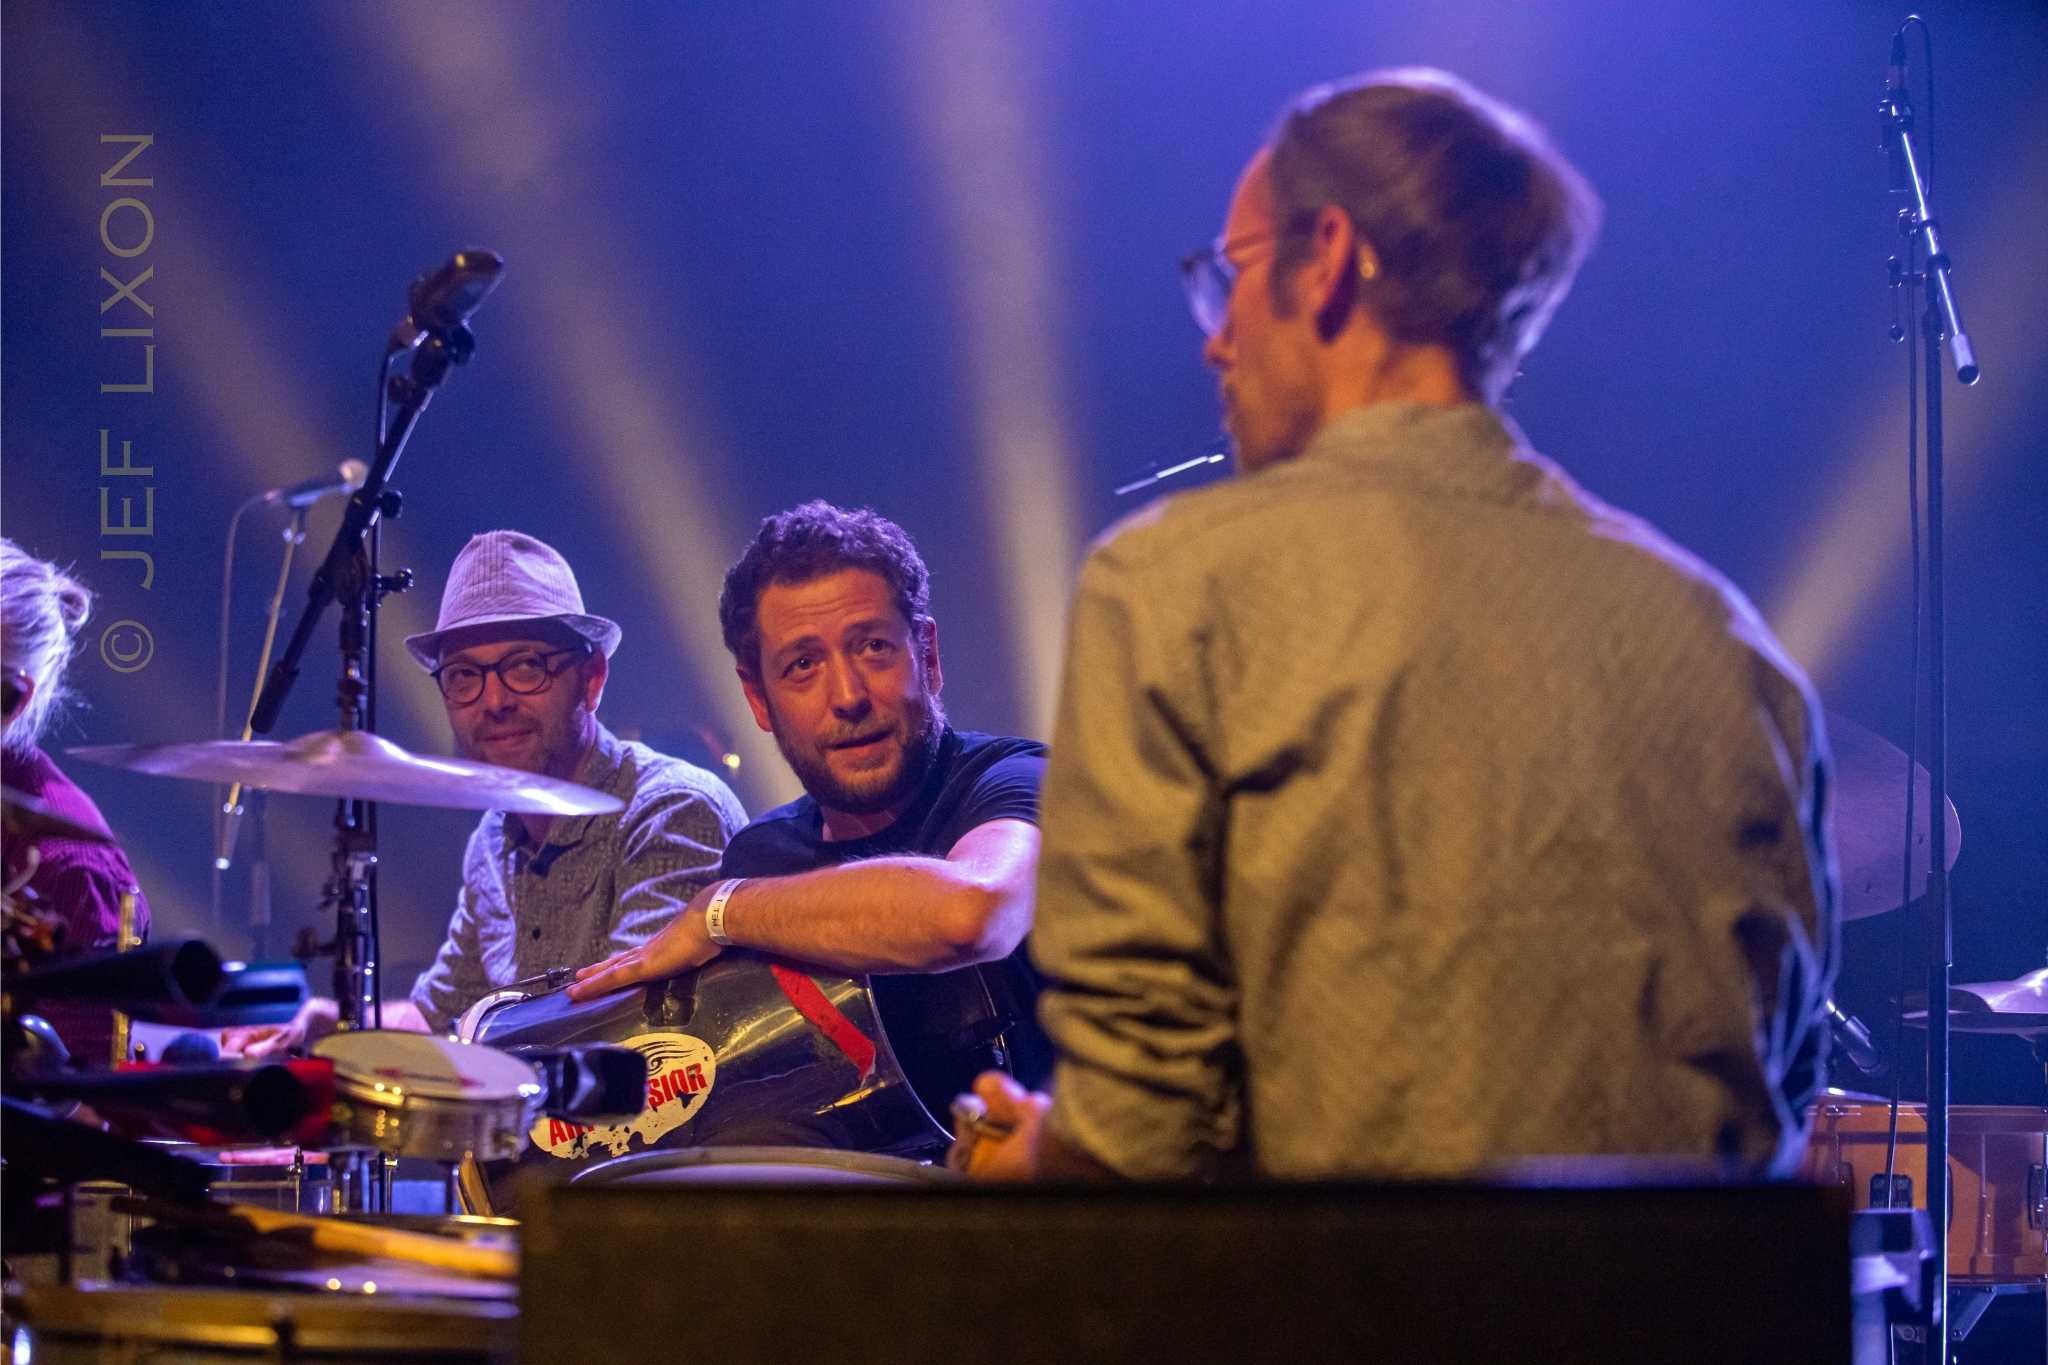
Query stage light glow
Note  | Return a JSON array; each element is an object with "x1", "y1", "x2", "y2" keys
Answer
[
  {"x1": 890, "y1": 0, "x2": 1086, "y2": 736},
  {"x1": 353, "y1": 5, "x2": 794, "y2": 804},
  {"x1": 1766, "y1": 150, "x2": 2046, "y2": 686},
  {"x1": 5, "y1": 14, "x2": 448, "y2": 750}
]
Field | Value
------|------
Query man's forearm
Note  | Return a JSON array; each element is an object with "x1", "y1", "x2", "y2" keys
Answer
[{"x1": 720, "y1": 856, "x2": 1024, "y2": 974}]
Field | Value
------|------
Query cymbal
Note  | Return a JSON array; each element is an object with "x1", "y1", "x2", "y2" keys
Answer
[
  {"x1": 69, "y1": 730, "x2": 624, "y2": 817},
  {"x1": 1, "y1": 784, "x2": 114, "y2": 845},
  {"x1": 1827, "y1": 711, "x2": 1962, "y2": 921},
  {"x1": 1904, "y1": 970, "x2": 2048, "y2": 1036}
]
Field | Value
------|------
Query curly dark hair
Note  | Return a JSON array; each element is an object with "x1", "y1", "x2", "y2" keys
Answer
[
  {"x1": 719, "y1": 501, "x2": 932, "y2": 675},
  {"x1": 1267, "y1": 68, "x2": 1601, "y2": 403}
]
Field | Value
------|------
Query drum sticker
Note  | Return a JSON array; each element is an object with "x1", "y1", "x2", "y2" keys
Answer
[{"x1": 530, "y1": 1031, "x2": 716, "y2": 1160}]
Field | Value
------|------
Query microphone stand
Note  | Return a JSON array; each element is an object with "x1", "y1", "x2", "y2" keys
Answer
[
  {"x1": 1879, "y1": 37, "x2": 1980, "y2": 1352},
  {"x1": 244, "y1": 328, "x2": 473, "y2": 1213}
]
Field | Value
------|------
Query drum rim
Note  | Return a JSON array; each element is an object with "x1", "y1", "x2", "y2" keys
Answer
[
  {"x1": 315, "y1": 1029, "x2": 544, "y2": 1106},
  {"x1": 570, "y1": 1144, "x2": 959, "y2": 1184},
  {"x1": 17, "y1": 1283, "x2": 517, "y2": 1350}
]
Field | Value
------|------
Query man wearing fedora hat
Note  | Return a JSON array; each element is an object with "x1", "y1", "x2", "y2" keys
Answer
[{"x1": 229, "y1": 530, "x2": 746, "y2": 1053}]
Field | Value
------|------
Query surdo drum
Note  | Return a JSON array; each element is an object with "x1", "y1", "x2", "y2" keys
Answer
[{"x1": 453, "y1": 954, "x2": 963, "y2": 1214}]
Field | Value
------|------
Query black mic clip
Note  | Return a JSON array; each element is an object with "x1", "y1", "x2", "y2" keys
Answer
[
  {"x1": 1880, "y1": 30, "x2": 1911, "y2": 197},
  {"x1": 1885, "y1": 256, "x2": 1907, "y2": 342},
  {"x1": 389, "y1": 326, "x2": 476, "y2": 407}
]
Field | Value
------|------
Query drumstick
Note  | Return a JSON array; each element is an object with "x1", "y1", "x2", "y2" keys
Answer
[{"x1": 222, "y1": 1202, "x2": 518, "y2": 1279}]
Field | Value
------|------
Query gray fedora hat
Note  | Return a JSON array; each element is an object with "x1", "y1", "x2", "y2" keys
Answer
[{"x1": 404, "y1": 530, "x2": 622, "y2": 671}]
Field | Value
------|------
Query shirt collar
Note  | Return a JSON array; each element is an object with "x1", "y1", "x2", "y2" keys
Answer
[
  {"x1": 1298, "y1": 401, "x2": 1519, "y2": 469},
  {"x1": 496, "y1": 721, "x2": 630, "y2": 855}
]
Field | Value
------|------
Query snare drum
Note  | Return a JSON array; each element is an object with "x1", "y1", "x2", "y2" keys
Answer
[
  {"x1": 1802, "y1": 1100, "x2": 2048, "y2": 1284},
  {"x1": 14, "y1": 1284, "x2": 514, "y2": 1363},
  {"x1": 314, "y1": 1031, "x2": 543, "y2": 1162},
  {"x1": 454, "y1": 955, "x2": 950, "y2": 1214}
]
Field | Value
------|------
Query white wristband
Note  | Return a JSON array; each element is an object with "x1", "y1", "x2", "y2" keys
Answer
[{"x1": 704, "y1": 878, "x2": 745, "y2": 946}]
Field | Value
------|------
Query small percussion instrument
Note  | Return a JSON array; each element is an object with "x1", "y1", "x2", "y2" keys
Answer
[
  {"x1": 314, "y1": 1031, "x2": 543, "y2": 1162},
  {"x1": 571, "y1": 1145, "x2": 957, "y2": 1187},
  {"x1": 1802, "y1": 1099, "x2": 2048, "y2": 1284},
  {"x1": 13, "y1": 1284, "x2": 515, "y2": 1363},
  {"x1": 454, "y1": 954, "x2": 960, "y2": 1214}
]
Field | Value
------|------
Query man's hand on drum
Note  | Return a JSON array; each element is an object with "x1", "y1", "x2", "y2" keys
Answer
[
  {"x1": 947, "y1": 1070, "x2": 1050, "y2": 1181},
  {"x1": 568, "y1": 882, "x2": 723, "y2": 1001},
  {"x1": 220, "y1": 995, "x2": 339, "y2": 1059}
]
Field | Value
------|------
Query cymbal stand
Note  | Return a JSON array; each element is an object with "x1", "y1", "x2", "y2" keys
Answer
[
  {"x1": 1879, "y1": 19, "x2": 1980, "y2": 1352},
  {"x1": 247, "y1": 325, "x2": 474, "y2": 1212}
]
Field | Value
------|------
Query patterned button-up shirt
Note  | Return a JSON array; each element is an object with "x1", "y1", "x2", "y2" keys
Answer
[
  {"x1": 1033, "y1": 402, "x2": 1837, "y2": 1181},
  {"x1": 409, "y1": 723, "x2": 746, "y2": 1034}
]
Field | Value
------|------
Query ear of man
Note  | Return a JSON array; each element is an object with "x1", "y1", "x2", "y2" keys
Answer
[
  {"x1": 580, "y1": 648, "x2": 611, "y2": 711},
  {"x1": 737, "y1": 666, "x2": 774, "y2": 735},
  {"x1": 1305, "y1": 205, "x2": 1367, "y2": 340}
]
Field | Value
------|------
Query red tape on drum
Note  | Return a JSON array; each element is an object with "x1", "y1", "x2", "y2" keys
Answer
[{"x1": 770, "y1": 963, "x2": 877, "y2": 1082}]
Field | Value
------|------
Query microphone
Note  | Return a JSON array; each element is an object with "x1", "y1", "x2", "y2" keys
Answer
[
  {"x1": 18, "y1": 1062, "x2": 319, "y2": 1142},
  {"x1": 511, "y1": 1044, "x2": 652, "y2": 1120},
  {"x1": 8, "y1": 939, "x2": 224, "y2": 1010},
  {"x1": 130, "y1": 959, "x2": 308, "y2": 1029},
  {"x1": 387, "y1": 249, "x2": 506, "y2": 353},
  {"x1": 160, "y1": 1030, "x2": 224, "y2": 1066},
  {"x1": 1883, "y1": 30, "x2": 1909, "y2": 195},
  {"x1": 261, "y1": 459, "x2": 369, "y2": 510},
  {"x1": 1825, "y1": 998, "x2": 1886, "y2": 1077},
  {"x1": 1, "y1": 1095, "x2": 215, "y2": 1206}
]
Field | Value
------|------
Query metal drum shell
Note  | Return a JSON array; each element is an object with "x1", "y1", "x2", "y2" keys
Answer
[
  {"x1": 1802, "y1": 1100, "x2": 2048, "y2": 1284},
  {"x1": 457, "y1": 954, "x2": 949, "y2": 1215},
  {"x1": 14, "y1": 1284, "x2": 515, "y2": 1363},
  {"x1": 569, "y1": 1144, "x2": 958, "y2": 1187},
  {"x1": 315, "y1": 1032, "x2": 543, "y2": 1163}
]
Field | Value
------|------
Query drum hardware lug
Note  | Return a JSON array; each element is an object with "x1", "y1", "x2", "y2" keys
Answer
[
  {"x1": 1869, "y1": 1172, "x2": 1912, "y2": 1209},
  {"x1": 654, "y1": 975, "x2": 697, "y2": 1027},
  {"x1": 2028, "y1": 1164, "x2": 2045, "y2": 1230}
]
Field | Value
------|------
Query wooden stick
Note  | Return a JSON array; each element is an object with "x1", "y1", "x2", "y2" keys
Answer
[{"x1": 221, "y1": 1202, "x2": 518, "y2": 1279}]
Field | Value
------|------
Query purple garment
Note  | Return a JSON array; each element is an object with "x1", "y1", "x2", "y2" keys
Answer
[{"x1": 4, "y1": 745, "x2": 151, "y2": 1063}]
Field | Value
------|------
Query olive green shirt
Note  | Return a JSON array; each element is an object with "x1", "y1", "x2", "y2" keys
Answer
[{"x1": 1033, "y1": 403, "x2": 1837, "y2": 1180}]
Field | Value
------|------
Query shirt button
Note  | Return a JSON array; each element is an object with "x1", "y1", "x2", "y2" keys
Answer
[{"x1": 531, "y1": 928, "x2": 541, "y2": 940}]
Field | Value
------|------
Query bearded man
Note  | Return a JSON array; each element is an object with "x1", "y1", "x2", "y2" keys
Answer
[
  {"x1": 571, "y1": 501, "x2": 1051, "y2": 1110},
  {"x1": 963, "y1": 69, "x2": 1834, "y2": 1182}
]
